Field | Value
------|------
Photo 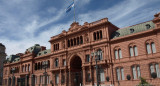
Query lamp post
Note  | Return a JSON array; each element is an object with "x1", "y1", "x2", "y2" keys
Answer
[
  {"x1": 42, "y1": 61, "x2": 48, "y2": 86},
  {"x1": 91, "y1": 51, "x2": 100, "y2": 86},
  {"x1": 11, "y1": 68, "x2": 15, "y2": 86}
]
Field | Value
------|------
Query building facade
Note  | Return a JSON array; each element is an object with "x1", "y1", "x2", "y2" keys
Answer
[
  {"x1": 3, "y1": 12, "x2": 160, "y2": 86},
  {"x1": 0, "y1": 43, "x2": 6, "y2": 85}
]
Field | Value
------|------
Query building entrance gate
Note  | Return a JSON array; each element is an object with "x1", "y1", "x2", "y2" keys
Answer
[{"x1": 70, "y1": 55, "x2": 83, "y2": 86}]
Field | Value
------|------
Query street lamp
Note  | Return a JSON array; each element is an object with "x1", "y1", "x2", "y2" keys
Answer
[
  {"x1": 11, "y1": 68, "x2": 15, "y2": 86},
  {"x1": 42, "y1": 61, "x2": 48, "y2": 86},
  {"x1": 91, "y1": 51, "x2": 100, "y2": 86}
]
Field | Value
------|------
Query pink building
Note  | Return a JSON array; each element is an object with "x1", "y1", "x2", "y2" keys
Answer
[{"x1": 3, "y1": 12, "x2": 160, "y2": 86}]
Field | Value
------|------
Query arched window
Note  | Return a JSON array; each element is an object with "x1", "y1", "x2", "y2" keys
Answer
[
  {"x1": 80, "y1": 36, "x2": 83, "y2": 44},
  {"x1": 97, "y1": 31, "x2": 99, "y2": 39},
  {"x1": 149, "y1": 63, "x2": 160, "y2": 78},
  {"x1": 134, "y1": 46, "x2": 138, "y2": 56},
  {"x1": 98, "y1": 49, "x2": 103, "y2": 60},
  {"x1": 74, "y1": 38, "x2": 76, "y2": 45},
  {"x1": 116, "y1": 67, "x2": 124, "y2": 80},
  {"x1": 146, "y1": 42, "x2": 156, "y2": 54},
  {"x1": 48, "y1": 60, "x2": 50, "y2": 68},
  {"x1": 35, "y1": 63, "x2": 37, "y2": 70},
  {"x1": 129, "y1": 47, "x2": 134, "y2": 57},
  {"x1": 100, "y1": 30, "x2": 102, "y2": 39},
  {"x1": 146, "y1": 43, "x2": 151, "y2": 54},
  {"x1": 132, "y1": 65, "x2": 141, "y2": 79},
  {"x1": 93, "y1": 32, "x2": 96, "y2": 40},
  {"x1": 118, "y1": 49, "x2": 122, "y2": 58},
  {"x1": 146, "y1": 24, "x2": 151, "y2": 29},
  {"x1": 40, "y1": 62, "x2": 42, "y2": 70},
  {"x1": 25, "y1": 65, "x2": 27, "y2": 72},
  {"x1": 55, "y1": 58, "x2": 59, "y2": 67},
  {"x1": 68, "y1": 40, "x2": 70, "y2": 47},
  {"x1": 38, "y1": 62, "x2": 40, "y2": 70},
  {"x1": 71, "y1": 39, "x2": 73, "y2": 46},
  {"x1": 99, "y1": 68, "x2": 105, "y2": 82},
  {"x1": 77, "y1": 37, "x2": 80, "y2": 45},
  {"x1": 151, "y1": 42, "x2": 156, "y2": 53},
  {"x1": 28, "y1": 64, "x2": 30, "y2": 71}
]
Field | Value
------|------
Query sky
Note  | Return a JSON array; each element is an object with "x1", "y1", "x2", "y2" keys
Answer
[{"x1": 0, "y1": 0, "x2": 160, "y2": 56}]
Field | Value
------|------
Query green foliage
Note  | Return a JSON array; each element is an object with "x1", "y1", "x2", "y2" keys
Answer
[{"x1": 137, "y1": 77, "x2": 151, "y2": 86}]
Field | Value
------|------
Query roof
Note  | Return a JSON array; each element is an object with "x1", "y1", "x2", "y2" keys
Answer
[
  {"x1": 111, "y1": 21, "x2": 155, "y2": 39},
  {"x1": 37, "y1": 49, "x2": 51, "y2": 57},
  {"x1": 6, "y1": 55, "x2": 20, "y2": 63},
  {"x1": 25, "y1": 44, "x2": 41, "y2": 54}
]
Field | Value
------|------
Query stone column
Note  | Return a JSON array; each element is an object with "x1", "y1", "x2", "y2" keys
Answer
[{"x1": 82, "y1": 67, "x2": 85, "y2": 85}]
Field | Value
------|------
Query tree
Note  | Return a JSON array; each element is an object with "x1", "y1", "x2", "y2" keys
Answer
[{"x1": 137, "y1": 77, "x2": 151, "y2": 86}]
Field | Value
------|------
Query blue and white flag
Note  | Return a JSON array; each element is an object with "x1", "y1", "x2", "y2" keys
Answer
[{"x1": 66, "y1": 2, "x2": 74, "y2": 13}]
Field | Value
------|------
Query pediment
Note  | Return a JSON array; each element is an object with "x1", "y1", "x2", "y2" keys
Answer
[{"x1": 69, "y1": 22, "x2": 81, "y2": 31}]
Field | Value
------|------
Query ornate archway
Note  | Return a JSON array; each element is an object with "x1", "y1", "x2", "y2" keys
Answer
[{"x1": 69, "y1": 55, "x2": 83, "y2": 86}]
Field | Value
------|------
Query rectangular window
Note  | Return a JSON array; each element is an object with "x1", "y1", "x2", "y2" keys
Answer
[
  {"x1": 63, "y1": 59, "x2": 66, "y2": 66},
  {"x1": 151, "y1": 43, "x2": 156, "y2": 53},
  {"x1": 100, "y1": 69, "x2": 105, "y2": 82},
  {"x1": 134, "y1": 46, "x2": 138, "y2": 56},
  {"x1": 115, "y1": 50, "x2": 118, "y2": 59},
  {"x1": 137, "y1": 66, "x2": 141, "y2": 78},
  {"x1": 116, "y1": 68, "x2": 120, "y2": 80},
  {"x1": 119, "y1": 49, "x2": 122, "y2": 58},
  {"x1": 155, "y1": 64, "x2": 160, "y2": 78},
  {"x1": 28, "y1": 65, "x2": 30, "y2": 71},
  {"x1": 55, "y1": 74, "x2": 59, "y2": 84},
  {"x1": 100, "y1": 51, "x2": 103, "y2": 60},
  {"x1": 132, "y1": 67, "x2": 137, "y2": 79},
  {"x1": 150, "y1": 64, "x2": 154, "y2": 74},
  {"x1": 121, "y1": 68, "x2": 124, "y2": 80},
  {"x1": 147, "y1": 44, "x2": 151, "y2": 54},
  {"x1": 86, "y1": 55, "x2": 90, "y2": 62},
  {"x1": 35, "y1": 76, "x2": 37, "y2": 84},
  {"x1": 130, "y1": 47, "x2": 134, "y2": 57}
]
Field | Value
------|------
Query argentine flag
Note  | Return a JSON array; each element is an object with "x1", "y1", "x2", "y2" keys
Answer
[{"x1": 66, "y1": 2, "x2": 74, "y2": 13}]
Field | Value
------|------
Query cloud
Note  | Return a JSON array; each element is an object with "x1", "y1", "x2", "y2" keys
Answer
[{"x1": 0, "y1": 0, "x2": 160, "y2": 56}]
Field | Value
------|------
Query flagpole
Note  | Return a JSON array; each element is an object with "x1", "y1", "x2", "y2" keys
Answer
[{"x1": 73, "y1": 0, "x2": 76, "y2": 22}]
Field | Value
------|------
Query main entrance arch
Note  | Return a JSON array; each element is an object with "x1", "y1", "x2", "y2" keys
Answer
[{"x1": 70, "y1": 55, "x2": 83, "y2": 86}]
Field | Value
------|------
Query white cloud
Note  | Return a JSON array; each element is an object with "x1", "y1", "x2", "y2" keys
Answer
[{"x1": 0, "y1": 0, "x2": 160, "y2": 56}]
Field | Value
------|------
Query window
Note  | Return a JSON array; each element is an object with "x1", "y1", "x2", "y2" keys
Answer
[
  {"x1": 150, "y1": 63, "x2": 160, "y2": 78},
  {"x1": 80, "y1": 36, "x2": 83, "y2": 44},
  {"x1": 146, "y1": 42, "x2": 156, "y2": 54},
  {"x1": 86, "y1": 72, "x2": 90, "y2": 82},
  {"x1": 116, "y1": 67, "x2": 124, "y2": 80},
  {"x1": 22, "y1": 66, "x2": 25, "y2": 72},
  {"x1": 115, "y1": 50, "x2": 118, "y2": 59},
  {"x1": 114, "y1": 48, "x2": 122, "y2": 59},
  {"x1": 151, "y1": 43, "x2": 156, "y2": 53},
  {"x1": 86, "y1": 55, "x2": 90, "y2": 62},
  {"x1": 68, "y1": 40, "x2": 70, "y2": 47},
  {"x1": 55, "y1": 58, "x2": 59, "y2": 67},
  {"x1": 74, "y1": 38, "x2": 76, "y2": 45},
  {"x1": 25, "y1": 65, "x2": 27, "y2": 72},
  {"x1": 98, "y1": 49, "x2": 103, "y2": 60},
  {"x1": 28, "y1": 64, "x2": 30, "y2": 71},
  {"x1": 129, "y1": 46, "x2": 138, "y2": 57},
  {"x1": 93, "y1": 32, "x2": 96, "y2": 40},
  {"x1": 35, "y1": 76, "x2": 37, "y2": 84},
  {"x1": 63, "y1": 59, "x2": 66, "y2": 66},
  {"x1": 77, "y1": 37, "x2": 80, "y2": 45},
  {"x1": 61, "y1": 74, "x2": 65, "y2": 84},
  {"x1": 93, "y1": 30, "x2": 103, "y2": 41},
  {"x1": 100, "y1": 30, "x2": 102, "y2": 39},
  {"x1": 146, "y1": 24, "x2": 151, "y2": 29},
  {"x1": 55, "y1": 74, "x2": 59, "y2": 84},
  {"x1": 47, "y1": 76, "x2": 50, "y2": 84},
  {"x1": 132, "y1": 65, "x2": 141, "y2": 79},
  {"x1": 99, "y1": 69, "x2": 105, "y2": 82},
  {"x1": 130, "y1": 28, "x2": 134, "y2": 33}
]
